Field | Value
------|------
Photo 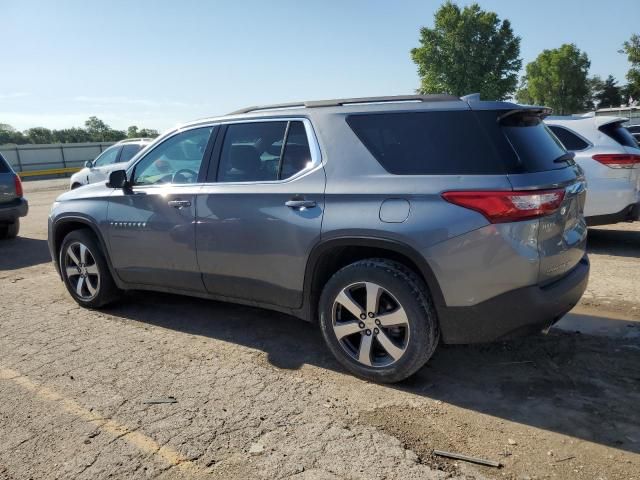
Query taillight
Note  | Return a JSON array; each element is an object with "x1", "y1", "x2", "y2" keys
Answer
[
  {"x1": 442, "y1": 189, "x2": 566, "y2": 223},
  {"x1": 592, "y1": 154, "x2": 640, "y2": 169},
  {"x1": 14, "y1": 175, "x2": 23, "y2": 197}
]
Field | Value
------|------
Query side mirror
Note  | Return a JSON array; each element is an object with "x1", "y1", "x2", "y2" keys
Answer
[
  {"x1": 107, "y1": 170, "x2": 129, "y2": 189},
  {"x1": 85, "y1": 160, "x2": 94, "y2": 168}
]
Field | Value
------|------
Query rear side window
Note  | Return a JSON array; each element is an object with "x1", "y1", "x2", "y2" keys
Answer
[
  {"x1": 346, "y1": 111, "x2": 507, "y2": 175},
  {"x1": 119, "y1": 144, "x2": 142, "y2": 163},
  {"x1": 599, "y1": 123, "x2": 639, "y2": 148},
  {"x1": 0, "y1": 153, "x2": 10, "y2": 173},
  {"x1": 216, "y1": 121, "x2": 313, "y2": 182},
  {"x1": 548, "y1": 125, "x2": 589, "y2": 151}
]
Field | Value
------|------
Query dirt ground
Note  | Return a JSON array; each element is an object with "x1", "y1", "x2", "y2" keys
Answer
[{"x1": 0, "y1": 178, "x2": 638, "y2": 480}]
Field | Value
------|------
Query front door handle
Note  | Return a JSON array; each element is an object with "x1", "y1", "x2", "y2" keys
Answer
[
  {"x1": 168, "y1": 199, "x2": 191, "y2": 209},
  {"x1": 285, "y1": 199, "x2": 316, "y2": 209}
]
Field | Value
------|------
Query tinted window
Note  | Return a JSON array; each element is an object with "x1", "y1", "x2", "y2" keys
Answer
[
  {"x1": 280, "y1": 122, "x2": 313, "y2": 179},
  {"x1": 0, "y1": 153, "x2": 10, "y2": 173},
  {"x1": 600, "y1": 123, "x2": 639, "y2": 148},
  {"x1": 548, "y1": 125, "x2": 589, "y2": 151},
  {"x1": 119, "y1": 144, "x2": 142, "y2": 163},
  {"x1": 133, "y1": 127, "x2": 213, "y2": 185},
  {"x1": 500, "y1": 113, "x2": 569, "y2": 172},
  {"x1": 93, "y1": 146, "x2": 121, "y2": 167},
  {"x1": 346, "y1": 111, "x2": 507, "y2": 175}
]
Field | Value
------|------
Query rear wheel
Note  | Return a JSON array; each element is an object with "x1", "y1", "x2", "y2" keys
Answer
[
  {"x1": 60, "y1": 229, "x2": 121, "y2": 308},
  {"x1": 0, "y1": 219, "x2": 19, "y2": 240},
  {"x1": 318, "y1": 258, "x2": 439, "y2": 383}
]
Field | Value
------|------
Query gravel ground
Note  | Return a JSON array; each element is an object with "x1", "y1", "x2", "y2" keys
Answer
[{"x1": 0, "y1": 179, "x2": 638, "y2": 480}]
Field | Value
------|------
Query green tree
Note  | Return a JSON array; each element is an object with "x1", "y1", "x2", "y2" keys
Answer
[
  {"x1": 0, "y1": 123, "x2": 26, "y2": 145},
  {"x1": 127, "y1": 125, "x2": 139, "y2": 138},
  {"x1": 138, "y1": 128, "x2": 159, "y2": 138},
  {"x1": 516, "y1": 44, "x2": 591, "y2": 115},
  {"x1": 621, "y1": 33, "x2": 640, "y2": 101},
  {"x1": 84, "y1": 116, "x2": 110, "y2": 141},
  {"x1": 52, "y1": 128, "x2": 92, "y2": 143},
  {"x1": 24, "y1": 127, "x2": 54, "y2": 144},
  {"x1": 595, "y1": 75, "x2": 622, "y2": 108},
  {"x1": 411, "y1": 2, "x2": 521, "y2": 100}
]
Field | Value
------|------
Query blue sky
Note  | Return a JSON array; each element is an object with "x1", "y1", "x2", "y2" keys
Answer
[{"x1": 1, "y1": 0, "x2": 638, "y2": 132}]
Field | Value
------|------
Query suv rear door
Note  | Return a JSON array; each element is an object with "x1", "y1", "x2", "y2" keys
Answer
[{"x1": 195, "y1": 119, "x2": 325, "y2": 309}]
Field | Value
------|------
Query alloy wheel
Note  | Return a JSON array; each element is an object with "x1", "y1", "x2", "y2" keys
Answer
[
  {"x1": 63, "y1": 241, "x2": 100, "y2": 300},
  {"x1": 332, "y1": 282, "x2": 410, "y2": 367}
]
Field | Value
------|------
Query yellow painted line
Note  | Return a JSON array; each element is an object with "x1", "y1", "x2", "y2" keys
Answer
[
  {"x1": 19, "y1": 167, "x2": 80, "y2": 177},
  {"x1": 0, "y1": 366, "x2": 201, "y2": 476}
]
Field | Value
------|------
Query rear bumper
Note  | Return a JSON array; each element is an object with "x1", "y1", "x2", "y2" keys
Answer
[
  {"x1": 0, "y1": 198, "x2": 28, "y2": 222},
  {"x1": 438, "y1": 255, "x2": 589, "y2": 344},
  {"x1": 586, "y1": 202, "x2": 640, "y2": 226}
]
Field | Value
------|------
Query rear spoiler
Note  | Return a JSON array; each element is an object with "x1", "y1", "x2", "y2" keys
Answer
[
  {"x1": 592, "y1": 116, "x2": 629, "y2": 128},
  {"x1": 497, "y1": 107, "x2": 553, "y2": 123}
]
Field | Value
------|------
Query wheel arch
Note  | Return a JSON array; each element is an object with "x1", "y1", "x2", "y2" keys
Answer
[
  {"x1": 303, "y1": 237, "x2": 445, "y2": 323},
  {"x1": 51, "y1": 216, "x2": 118, "y2": 283}
]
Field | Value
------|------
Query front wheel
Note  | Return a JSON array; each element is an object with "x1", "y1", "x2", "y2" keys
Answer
[
  {"x1": 59, "y1": 229, "x2": 121, "y2": 308},
  {"x1": 318, "y1": 259, "x2": 439, "y2": 383}
]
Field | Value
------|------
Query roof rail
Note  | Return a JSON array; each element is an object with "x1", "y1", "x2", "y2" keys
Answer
[
  {"x1": 228, "y1": 94, "x2": 459, "y2": 115},
  {"x1": 119, "y1": 137, "x2": 153, "y2": 143}
]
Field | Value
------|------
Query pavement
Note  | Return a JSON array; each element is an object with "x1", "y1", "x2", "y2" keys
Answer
[{"x1": 0, "y1": 178, "x2": 638, "y2": 480}]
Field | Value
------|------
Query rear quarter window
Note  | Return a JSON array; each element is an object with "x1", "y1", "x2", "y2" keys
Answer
[
  {"x1": 547, "y1": 125, "x2": 590, "y2": 151},
  {"x1": 346, "y1": 111, "x2": 507, "y2": 175}
]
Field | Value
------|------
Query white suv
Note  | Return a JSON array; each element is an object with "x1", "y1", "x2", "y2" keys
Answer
[
  {"x1": 545, "y1": 115, "x2": 640, "y2": 225},
  {"x1": 69, "y1": 138, "x2": 151, "y2": 189}
]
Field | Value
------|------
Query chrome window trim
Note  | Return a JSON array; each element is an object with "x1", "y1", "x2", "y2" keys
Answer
[
  {"x1": 547, "y1": 124, "x2": 593, "y2": 152},
  {"x1": 209, "y1": 117, "x2": 323, "y2": 185},
  {"x1": 127, "y1": 117, "x2": 322, "y2": 186}
]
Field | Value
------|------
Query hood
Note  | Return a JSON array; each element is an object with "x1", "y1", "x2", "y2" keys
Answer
[{"x1": 56, "y1": 181, "x2": 113, "y2": 202}]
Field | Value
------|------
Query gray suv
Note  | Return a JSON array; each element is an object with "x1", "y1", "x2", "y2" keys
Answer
[{"x1": 48, "y1": 95, "x2": 589, "y2": 383}]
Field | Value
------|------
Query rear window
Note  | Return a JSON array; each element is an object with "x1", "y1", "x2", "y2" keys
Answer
[
  {"x1": 599, "y1": 123, "x2": 639, "y2": 148},
  {"x1": 346, "y1": 111, "x2": 507, "y2": 175},
  {"x1": 498, "y1": 112, "x2": 569, "y2": 172},
  {"x1": 548, "y1": 125, "x2": 590, "y2": 151},
  {"x1": 347, "y1": 110, "x2": 571, "y2": 175},
  {"x1": 0, "y1": 153, "x2": 10, "y2": 173}
]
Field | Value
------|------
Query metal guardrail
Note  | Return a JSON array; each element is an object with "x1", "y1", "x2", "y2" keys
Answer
[{"x1": 0, "y1": 142, "x2": 116, "y2": 177}]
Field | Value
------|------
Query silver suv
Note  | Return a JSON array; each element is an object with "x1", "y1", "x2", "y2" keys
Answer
[{"x1": 48, "y1": 95, "x2": 590, "y2": 383}]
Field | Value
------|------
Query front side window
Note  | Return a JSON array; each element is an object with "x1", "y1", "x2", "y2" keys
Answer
[
  {"x1": 133, "y1": 127, "x2": 213, "y2": 185},
  {"x1": 93, "y1": 146, "x2": 121, "y2": 167},
  {"x1": 119, "y1": 144, "x2": 142, "y2": 163},
  {"x1": 216, "y1": 121, "x2": 313, "y2": 182}
]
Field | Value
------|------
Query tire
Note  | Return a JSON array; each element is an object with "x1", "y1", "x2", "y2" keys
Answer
[
  {"x1": 0, "y1": 219, "x2": 19, "y2": 240},
  {"x1": 59, "y1": 229, "x2": 121, "y2": 308},
  {"x1": 318, "y1": 258, "x2": 439, "y2": 383}
]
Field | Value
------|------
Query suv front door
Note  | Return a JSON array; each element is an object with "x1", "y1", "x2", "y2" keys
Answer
[
  {"x1": 196, "y1": 119, "x2": 325, "y2": 309},
  {"x1": 107, "y1": 126, "x2": 215, "y2": 292},
  {"x1": 88, "y1": 145, "x2": 122, "y2": 184}
]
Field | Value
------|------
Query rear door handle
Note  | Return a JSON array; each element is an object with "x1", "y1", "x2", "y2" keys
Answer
[
  {"x1": 285, "y1": 199, "x2": 316, "y2": 209},
  {"x1": 168, "y1": 199, "x2": 191, "y2": 208}
]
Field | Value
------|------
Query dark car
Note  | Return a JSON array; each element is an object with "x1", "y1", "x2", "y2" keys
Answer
[{"x1": 0, "y1": 152, "x2": 28, "y2": 239}]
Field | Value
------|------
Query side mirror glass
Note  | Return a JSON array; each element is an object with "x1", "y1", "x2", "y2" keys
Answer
[
  {"x1": 85, "y1": 160, "x2": 93, "y2": 168},
  {"x1": 107, "y1": 169, "x2": 129, "y2": 189}
]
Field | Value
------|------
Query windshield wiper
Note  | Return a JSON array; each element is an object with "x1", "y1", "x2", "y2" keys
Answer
[{"x1": 553, "y1": 152, "x2": 575, "y2": 164}]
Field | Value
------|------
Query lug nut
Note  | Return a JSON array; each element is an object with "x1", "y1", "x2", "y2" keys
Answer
[
  {"x1": 368, "y1": 312, "x2": 374, "y2": 318},
  {"x1": 358, "y1": 322, "x2": 365, "y2": 329},
  {"x1": 375, "y1": 319, "x2": 381, "y2": 326},
  {"x1": 374, "y1": 328, "x2": 379, "y2": 334},
  {"x1": 365, "y1": 329, "x2": 372, "y2": 336},
  {"x1": 360, "y1": 313, "x2": 366, "y2": 320}
]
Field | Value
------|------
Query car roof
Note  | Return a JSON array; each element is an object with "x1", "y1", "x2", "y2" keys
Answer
[
  {"x1": 177, "y1": 94, "x2": 551, "y2": 129},
  {"x1": 546, "y1": 114, "x2": 628, "y2": 128},
  {"x1": 116, "y1": 138, "x2": 153, "y2": 146}
]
